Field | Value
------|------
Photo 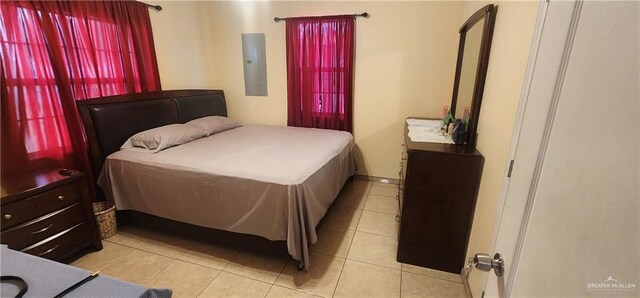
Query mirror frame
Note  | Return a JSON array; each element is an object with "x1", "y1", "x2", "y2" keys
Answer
[{"x1": 450, "y1": 4, "x2": 497, "y2": 147}]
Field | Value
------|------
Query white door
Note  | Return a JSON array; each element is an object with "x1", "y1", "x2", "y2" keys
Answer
[{"x1": 480, "y1": 0, "x2": 639, "y2": 297}]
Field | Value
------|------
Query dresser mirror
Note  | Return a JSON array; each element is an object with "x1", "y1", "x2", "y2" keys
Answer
[{"x1": 450, "y1": 4, "x2": 497, "y2": 147}]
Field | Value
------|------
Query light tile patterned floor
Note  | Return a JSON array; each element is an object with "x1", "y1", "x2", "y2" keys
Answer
[{"x1": 71, "y1": 180, "x2": 467, "y2": 297}]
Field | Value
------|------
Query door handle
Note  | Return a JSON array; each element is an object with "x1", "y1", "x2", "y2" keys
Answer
[{"x1": 466, "y1": 253, "x2": 504, "y2": 277}]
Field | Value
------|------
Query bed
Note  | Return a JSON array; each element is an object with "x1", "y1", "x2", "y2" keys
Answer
[{"x1": 77, "y1": 90, "x2": 356, "y2": 270}]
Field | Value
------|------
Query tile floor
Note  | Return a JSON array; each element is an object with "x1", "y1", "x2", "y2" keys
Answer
[{"x1": 71, "y1": 180, "x2": 467, "y2": 298}]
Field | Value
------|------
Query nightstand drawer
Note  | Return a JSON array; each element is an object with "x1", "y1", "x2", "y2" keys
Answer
[
  {"x1": 32, "y1": 181, "x2": 82, "y2": 215},
  {"x1": 21, "y1": 222, "x2": 91, "y2": 260},
  {"x1": 2, "y1": 203, "x2": 86, "y2": 250},
  {"x1": 1, "y1": 168, "x2": 102, "y2": 261},
  {"x1": 1, "y1": 199, "x2": 37, "y2": 229}
]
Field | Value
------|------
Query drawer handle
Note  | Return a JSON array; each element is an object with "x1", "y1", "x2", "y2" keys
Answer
[
  {"x1": 3, "y1": 214, "x2": 11, "y2": 220},
  {"x1": 30, "y1": 224, "x2": 53, "y2": 235},
  {"x1": 57, "y1": 195, "x2": 65, "y2": 201},
  {"x1": 38, "y1": 244, "x2": 59, "y2": 256},
  {"x1": 395, "y1": 215, "x2": 400, "y2": 222}
]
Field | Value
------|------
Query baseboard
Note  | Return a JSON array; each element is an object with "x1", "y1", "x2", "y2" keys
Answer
[
  {"x1": 461, "y1": 267, "x2": 473, "y2": 298},
  {"x1": 354, "y1": 174, "x2": 399, "y2": 184}
]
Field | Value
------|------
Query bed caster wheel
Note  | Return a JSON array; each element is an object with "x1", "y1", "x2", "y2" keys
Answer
[{"x1": 297, "y1": 261, "x2": 305, "y2": 271}]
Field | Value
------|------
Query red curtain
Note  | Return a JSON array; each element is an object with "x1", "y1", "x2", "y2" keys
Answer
[
  {"x1": 0, "y1": 0, "x2": 161, "y2": 176},
  {"x1": 286, "y1": 15, "x2": 355, "y2": 133}
]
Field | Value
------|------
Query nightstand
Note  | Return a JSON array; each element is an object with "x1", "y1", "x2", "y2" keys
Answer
[{"x1": 1, "y1": 168, "x2": 102, "y2": 261}]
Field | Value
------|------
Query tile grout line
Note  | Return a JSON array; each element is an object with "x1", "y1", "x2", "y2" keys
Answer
[
  {"x1": 174, "y1": 244, "x2": 227, "y2": 297},
  {"x1": 400, "y1": 270, "x2": 464, "y2": 285},
  {"x1": 264, "y1": 284, "x2": 272, "y2": 298},
  {"x1": 354, "y1": 229, "x2": 398, "y2": 240},
  {"x1": 220, "y1": 271, "x2": 274, "y2": 286},
  {"x1": 358, "y1": 210, "x2": 399, "y2": 238},
  {"x1": 348, "y1": 259, "x2": 402, "y2": 273},
  {"x1": 400, "y1": 270, "x2": 404, "y2": 298},
  {"x1": 268, "y1": 253, "x2": 291, "y2": 297},
  {"x1": 330, "y1": 201, "x2": 364, "y2": 298},
  {"x1": 170, "y1": 254, "x2": 230, "y2": 271},
  {"x1": 136, "y1": 245, "x2": 189, "y2": 260},
  {"x1": 144, "y1": 258, "x2": 177, "y2": 286},
  {"x1": 362, "y1": 204, "x2": 401, "y2": 216},
  {"x1": 350, "y1": 182, "x2": 371, "y2": 233},
  {"x1": 340, "y1": 190, "x2": 401, "y2": 272},
  {"x1": 104, "y1": 236, "x2": 150, "y2": 250},
  {"x1": 330, "y1": 251, "x2": 349, "y2": 297},
  {"x1": 94, "y1": 245, "x2": 136, "y2": 272},
  {"x1": 221, "y1": 251, "x2": 239, "y2": 272},
  {"x1": 195, "y1": 267, "x2": 223, "y2": 298}
]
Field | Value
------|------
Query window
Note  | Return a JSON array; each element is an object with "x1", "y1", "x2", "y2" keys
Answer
[
  {"x1": 0, "y1": 0, "x2": 160, "y2": 174},
  {"x1": 286, "y1": 16, "x2": 355, "y2": 132}
]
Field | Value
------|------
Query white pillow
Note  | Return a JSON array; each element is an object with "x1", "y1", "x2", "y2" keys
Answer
[
  {"x1": 185, "y1": 116, "x2": 240, "y2": 136},
  {"x1": 121, "y1": 124, "x2": 207, "y2": 153}
]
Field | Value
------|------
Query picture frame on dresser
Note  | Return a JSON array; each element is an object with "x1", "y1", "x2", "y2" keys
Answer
[{"x1": 1, "y1": 168, "x2": 103, "y2": 262}]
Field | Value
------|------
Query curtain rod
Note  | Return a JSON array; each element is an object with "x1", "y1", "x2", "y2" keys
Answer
[
  {"x1": 140, "y1": 1, "x2": 162, "y2": 11},
  {"x1": 274, "y1": 12, "x2": 369, "y2": 22}
]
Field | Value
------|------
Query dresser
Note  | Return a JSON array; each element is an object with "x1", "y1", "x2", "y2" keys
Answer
[
  {"x1": 397, "y1": 119, "x2": 484, "y2": 273},
  {"x1": 1, "y1": 169, "x2": 102, "y2": 261}
]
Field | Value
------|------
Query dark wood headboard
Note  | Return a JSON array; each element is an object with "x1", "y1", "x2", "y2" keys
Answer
[{"x1": 77, "y1": 90, "x2": 227, "y2": 178}]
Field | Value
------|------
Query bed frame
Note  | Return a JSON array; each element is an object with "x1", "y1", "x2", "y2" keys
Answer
[
  {"x1": 77, "y1": 89, "x2": 349, "y2": 269},
  {"x1": 77, "y1": 90, "x2": 227, "y2": 179},
  {"x1": 77, "y1": 89, "x2": 292, "y2": 254}
]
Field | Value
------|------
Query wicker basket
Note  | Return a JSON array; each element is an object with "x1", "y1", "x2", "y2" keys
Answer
[{"x1": 92, "y1": 202, "x2": 117, "y2": 239}]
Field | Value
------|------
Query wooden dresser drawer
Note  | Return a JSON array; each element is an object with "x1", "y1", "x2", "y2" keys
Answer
[
  {"x1": 398, "y1": 119, "x2": 484, "y2": 273},
  {"x1": 1, "y1": 198, "x2": 37, "y2": 229},
  {"x1": 21, "y1": 223, "x2": 92, "y2": 260},
  {"x1": 33, "y1": 181, "x2": 82, "y2": 215},
  {"x1": 1, "y1": 168, "x2": 102, "y2": 261},
  {"x1": 2, "y1": 203, "x2": 86, "y2": 250}
]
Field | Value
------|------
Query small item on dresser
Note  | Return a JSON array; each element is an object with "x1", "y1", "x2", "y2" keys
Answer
[
  {"x1": 442, "y1": 109, "x2": 454, "y2": 127},
  {"x1": 452, "y1": 119, "x2": 467, "y2": 145}
]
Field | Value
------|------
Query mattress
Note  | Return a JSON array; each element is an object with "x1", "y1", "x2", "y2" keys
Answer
[{"x1": 98, "y1": 124, "x2": 356, "y2": 268}]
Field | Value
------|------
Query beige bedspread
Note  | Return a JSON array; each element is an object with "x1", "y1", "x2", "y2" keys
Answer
[{"x1": 98, "y1": 124, "x2": 356, "y2": 269}]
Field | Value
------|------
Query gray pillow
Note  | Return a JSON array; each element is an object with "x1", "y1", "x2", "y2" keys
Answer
[
  {"x1": 185, "y1": 116, "x2": 241, "y2": 136},
  {"x1": 121, "y1": 124, "x2": 208, "y2": 153}
]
